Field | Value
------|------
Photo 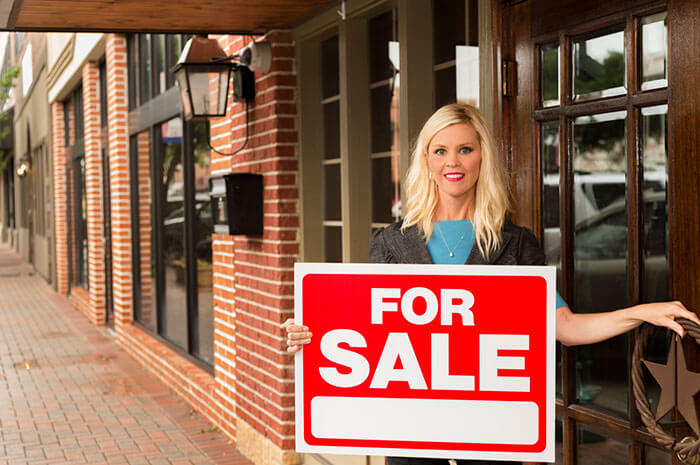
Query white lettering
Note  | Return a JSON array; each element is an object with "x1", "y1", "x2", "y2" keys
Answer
[
  {"x1": 400, "y1": 287, "x2": 439, "y2": 325},
  {"x1": 431, "y1": 333, "x2": 475, "y2": 390},
  {"x1": 440, "y1": 289, "x2": 475, "y2": 326},
  {"x1": 370, "y1": 333, "x2": 427, "y2": 389},
  {"x1": 319, "y1": 329, "x2": 370, "y2": 388},
  {"x1": 371, "y1": 288, "x2": 401, "y2": 324},
  {"x1": 479, "y1": 334, "x2": 530, "y2": 392}
]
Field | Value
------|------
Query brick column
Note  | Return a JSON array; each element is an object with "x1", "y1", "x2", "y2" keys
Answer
[
  {"x1": 211, "y1": 31, "x2": 300, "y2": 465},
  {"x1": 136, "y1": 130, "x2": 155, "y2": 326},
  {"x1": 83, "y1": 61, "x2": 106, "y2": 326},
  {"x1": 106, "y1": 34, "x2": 133, "y2": 331},
  {"x1": 51, "y1": 102, "x2": 69, "y2": 295}
]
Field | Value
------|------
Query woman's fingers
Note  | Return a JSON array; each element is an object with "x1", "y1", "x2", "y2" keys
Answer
[
  {"x1": 287, "y1": 330, "x2": 312, "y2": 340},
  {"x1": 665, "y1": 318, "x2": 685, "y2": 338},
  {"x1": 282, "y1": 319, "x2": 312, "y2": 352}
]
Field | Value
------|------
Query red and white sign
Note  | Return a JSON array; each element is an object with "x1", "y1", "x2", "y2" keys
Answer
[{"x1": 294, "y1": 263, "x2": 556, "y2": 462}]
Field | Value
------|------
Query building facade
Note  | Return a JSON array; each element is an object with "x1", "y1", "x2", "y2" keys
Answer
[
  {"x1": 0, "y1": 31, "x2": 55, "y2": 286},
  {"x1": 3, "y1": 0, "x2": 699, "y2": 465}
]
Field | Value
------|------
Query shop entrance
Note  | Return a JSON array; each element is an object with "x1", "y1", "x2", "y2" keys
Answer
[{"x1": 504, "y1": 0, "x2": 699, "y2": 464}]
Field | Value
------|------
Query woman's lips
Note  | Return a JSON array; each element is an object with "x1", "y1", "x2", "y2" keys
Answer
[{"x1": 444, "y1": 173, "x2": 465, "y2": 182}]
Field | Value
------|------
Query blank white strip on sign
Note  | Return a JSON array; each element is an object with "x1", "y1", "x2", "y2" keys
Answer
[{"x1": 311, "y1": 396, "x2": 539, "y2": 445}]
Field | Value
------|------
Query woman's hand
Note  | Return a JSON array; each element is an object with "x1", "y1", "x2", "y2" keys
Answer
[
  {"x1": 282, "y1": 318, "x2": 312, "y2": 353},
  {"x1": 632, "y1": 301, "x2": 700, "y2": 338}
]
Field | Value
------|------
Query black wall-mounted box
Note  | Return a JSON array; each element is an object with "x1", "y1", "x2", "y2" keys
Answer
[{"x1": 210, "y1": 173, "x2": 263, "y2": 236}]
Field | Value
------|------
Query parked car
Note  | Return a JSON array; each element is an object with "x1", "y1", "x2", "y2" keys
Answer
[
  {"x1": 547, "y1": 190, "x2": 668, "y2": 312},
  {"x1": 162, "y1": 200, "x2": 213, "y2": 261}
]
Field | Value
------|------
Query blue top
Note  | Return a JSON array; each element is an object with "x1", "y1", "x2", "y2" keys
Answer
[{"x1": 428, "y1": 220, "x2": 568, "y2": 309}]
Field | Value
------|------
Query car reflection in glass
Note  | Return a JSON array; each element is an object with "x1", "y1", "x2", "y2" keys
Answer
[
  {"x1": 162, "y1": 200, "x2": 213, "y2": 262},
  {"x1": 547, "y1": 191, "x2": 668, "y2": 312}
]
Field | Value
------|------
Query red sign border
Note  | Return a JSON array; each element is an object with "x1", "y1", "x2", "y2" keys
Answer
[{"x1": 294, "y1": 263, "x2": 556, "y2": 462}]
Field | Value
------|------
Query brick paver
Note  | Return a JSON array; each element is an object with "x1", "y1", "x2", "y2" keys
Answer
[{"x1": 0, "y1": 244, "x2": 253, "y2": 465}]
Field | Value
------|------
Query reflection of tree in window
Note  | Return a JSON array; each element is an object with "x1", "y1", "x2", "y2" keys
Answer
[{"x1": 576, "y1": 51, "x2": 624, "y2": 95}]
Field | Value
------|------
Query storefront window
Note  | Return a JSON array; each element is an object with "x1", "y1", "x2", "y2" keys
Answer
[
  {"x1": 65, "y1": 84, "x2": 89, "y2": 290},
  {"x1": 321, "y1": 35, "x2": 342, "y2": 262},
  {"x1": 128, "y1": 33, "x2": 214, "y2": 366},
  {"x1": 433, "y1": 0, "x2": 479, "y2": 109},
  {"x1": 369, "y1": 9, "x2": 401, "y2": 227}
]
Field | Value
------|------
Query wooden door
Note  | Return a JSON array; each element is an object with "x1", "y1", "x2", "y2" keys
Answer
[{"x1": 503, "y1": 0, "x2": 700, "y2": 464}]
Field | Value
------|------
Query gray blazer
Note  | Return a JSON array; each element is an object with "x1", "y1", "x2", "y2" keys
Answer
[{"x1": 369, "y1": 221, "x2": 546, "y2": 266}]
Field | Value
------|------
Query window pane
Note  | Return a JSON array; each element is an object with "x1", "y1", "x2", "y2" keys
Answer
[
  {"x1": 433, "y1": 0, "x2": 465, "y2": 65},
  {"x1": 160, "y1": 118, "x2": 187, "y2": 350},
  {"x1": 139, "y1": 34, "x2": 152, "y2": 104},
  {"x1": 370, "y1": 84, "x2": 395, "y2": 153},
  {"x1": 641, "y1": 12, "x2": 667, "y2": 91},
  {"x1": 642, "y1": 105, "x2": 668, "y2": 303},
  {"x1": 372, "y1": 157, "x2": 400, "y2": 223},
  {"x1": 323, "y1": 163, "x2": 341, "y2": 221},
  {"x1": 134, "y1": 132, "x2": 157, "y2": 331},
  {"x1": 435, "y1": 66, "x2": 457, "y2": 109},
  {"x1": 369, "y1": 11, "x2": 396, "y2": 83},
  {"x1": 573, "y1": 111, "x2": 628, "y2": 417},
  {"x1": 573, "y1": 28, "x2": 626, "y2": 101},
  {"x1": 577, "y1": 423, "x2": 629, "y2": 465},
  {"x1": 323, "y1": 100, "x2": 340, "y2": 160},
  {"x1": 433, "y1": 1, "x2": 479, "y2": 109},
  {"x1": 541, "y1": 120, "x2": 562, "y2": 398},
  {"x1": 193, "y1": 121, "x2": 213, "y2": 364},
  {"x1": 541, "y1": 44, "x2": 559, "y2": 107},
  {"x1": 324, "y1": 226, "x2": 342, "y2": 263},
  {"x1": 153, "y1": 34, "x2": 166, "y2": 96},
  {"x1": 321, "y1": 36, "x2": 339, "y2": 99}
]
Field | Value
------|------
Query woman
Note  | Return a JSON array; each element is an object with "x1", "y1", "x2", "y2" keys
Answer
[{"x1": 284, "y1": 104, "x2": 698, "y2": 464}]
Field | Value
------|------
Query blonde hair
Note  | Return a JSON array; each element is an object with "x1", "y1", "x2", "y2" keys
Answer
[{"x1": 402, "y1": 104, "x2": 510, "y2": 258}]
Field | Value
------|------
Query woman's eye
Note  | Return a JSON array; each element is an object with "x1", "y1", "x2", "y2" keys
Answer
[
  {"x1": 460, "y1": 147, "x2": 472, "y2": 154},
  {"x1": 435, "y1": 149, "x2": 446, "y2": 155}
]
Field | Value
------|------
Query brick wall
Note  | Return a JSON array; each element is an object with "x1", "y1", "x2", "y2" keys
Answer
[
  {"x1": 210, "y1": 31, "x2": 299, "y2": 465},
  {"x1": 135, "y1": 130, "x2": 155, "y2": 327},
  {"x1": 83, "y1": 61, "x2": 106, "y2": 326},
  {"x1": 54, "y1": 31, "x2": 300, "y2": 465},
  {"x1": 51, "y1": 102, "x2": 69, "y2": 295},
  {"x1": 105, "y1": 33, "x2": 133, "y2": 331}
]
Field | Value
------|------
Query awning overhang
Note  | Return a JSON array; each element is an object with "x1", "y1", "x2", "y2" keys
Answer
[{"x1": 1, "y1": 0, "x2": 331, "y2": 34}]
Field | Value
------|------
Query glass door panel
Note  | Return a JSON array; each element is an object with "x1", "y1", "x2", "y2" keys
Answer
[
  {"x1": 572, "y1": 111, "x2": 629, "y2": 417},
  {"x1": 160, "y1": 117, "x2": 187, "y2": 350},
  {"x1": 528, "y1": 5, "x2": 673, "y2": 463},
  {"x1": 640, "y1": 13, "x2": 668, "y2": 91},
  {"x1": 573, "y1": 28, "x2": 626, "y2": 101}
]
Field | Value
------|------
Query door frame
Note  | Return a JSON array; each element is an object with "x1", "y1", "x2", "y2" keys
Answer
[{"x1": 499, "y1": 0, "x2": 700, "y2": 463}]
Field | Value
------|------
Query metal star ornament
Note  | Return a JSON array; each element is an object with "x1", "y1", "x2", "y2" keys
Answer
[{"x1": 643, "y1": 335, "x2": 700, "y2": 437}]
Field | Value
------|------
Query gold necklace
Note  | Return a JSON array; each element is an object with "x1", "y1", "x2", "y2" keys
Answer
[{"x1": 435, "y1": 222, "x2": 468, "y2": 257}]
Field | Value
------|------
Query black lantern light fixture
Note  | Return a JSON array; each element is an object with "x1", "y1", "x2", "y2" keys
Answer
[
  {"x1": 16, "y1": 152, "x2": 32, "y2": 177},
  {"x1": 171, "y1": 35, "x2": 271, "y2": 155}
]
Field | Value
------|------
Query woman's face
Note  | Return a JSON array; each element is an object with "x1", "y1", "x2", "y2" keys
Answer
[{"x1": 426, "y1": 122, "x2": 482, "y2": 203}]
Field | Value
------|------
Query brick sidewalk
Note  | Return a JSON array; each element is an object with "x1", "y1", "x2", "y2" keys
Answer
[{"x1": 0, "y1": 244, "x2": 253, "y2": 465}]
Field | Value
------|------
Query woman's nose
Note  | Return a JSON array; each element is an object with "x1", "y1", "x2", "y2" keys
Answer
[{"x1": 445, "y1": 151, "x2": 460, "y2": 165}]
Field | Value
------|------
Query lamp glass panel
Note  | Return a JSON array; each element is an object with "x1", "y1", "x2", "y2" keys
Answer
[
  {"x1": 187, "y1": 69, "x2": 226, "y2": 116},
  {"x1": 175, "y1": 69, "x2": 193, "y2": 119},
  {"x1": 216, "y1": 69, "x2": 230, "y2": 115}
]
